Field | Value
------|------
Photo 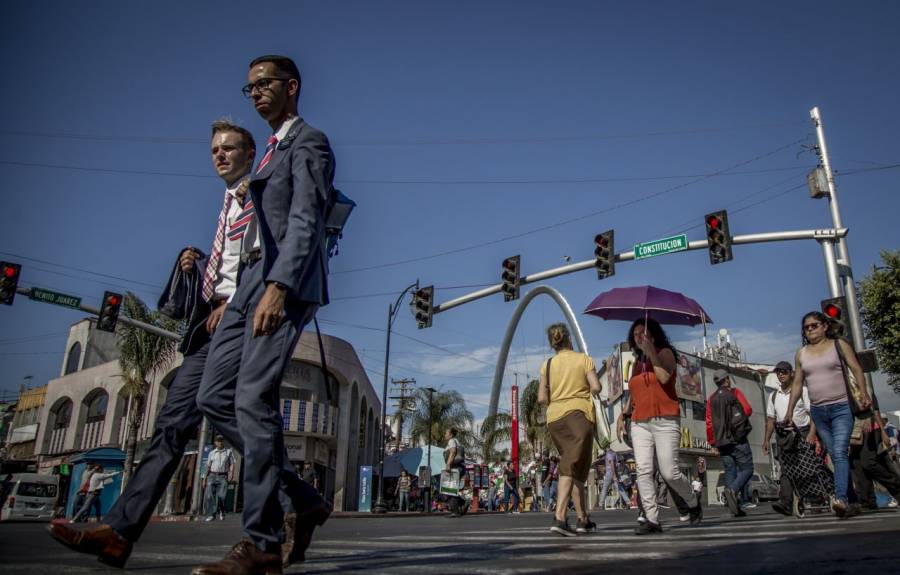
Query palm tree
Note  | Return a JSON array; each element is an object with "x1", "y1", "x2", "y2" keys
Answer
[
  {"x1": 476, "y1": 413, "x2": 513, "y2": 464},
  {"x1": 117, "y1": 292, "x2": 178, "y2": 487},
  {"x1": 521, "y1": 378, "x2": 553, "y2": 457},
  {"x1": 406, "y1": 388, "x2": 475, "y2": 452}
]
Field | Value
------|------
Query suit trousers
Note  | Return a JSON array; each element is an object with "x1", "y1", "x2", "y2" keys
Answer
[
  {"x1": 105, "y1": 343, "x2": 209, "y2": 541},
  {"x1": 197, "y1": 262, "x2": 320, "y2": 553}
]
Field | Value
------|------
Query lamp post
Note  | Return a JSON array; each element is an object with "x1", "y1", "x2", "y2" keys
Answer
[
  {"x1": 423, "y1": 387, "x2": 437, "y2": 514},
  {"x1": 373, "y1": 281, "x2": 419, "y2": 514}
]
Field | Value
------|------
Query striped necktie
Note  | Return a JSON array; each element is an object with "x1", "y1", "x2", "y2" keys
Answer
[
  {"x1": 256, "y1": 135, "x2": 278, "y2": 174},
  {"x1": 201, "y1": 191, "x2": 234, "y2": 302}
]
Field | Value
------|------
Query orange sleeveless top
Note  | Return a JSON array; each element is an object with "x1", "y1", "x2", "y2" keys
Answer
[{"x1": 629, "y1": 356, "x2": 679, "y2": 422}]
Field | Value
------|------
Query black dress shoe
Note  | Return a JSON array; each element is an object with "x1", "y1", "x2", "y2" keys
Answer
[{"x1": 47, "y1": 521, "x2": 133, "y2": 568}]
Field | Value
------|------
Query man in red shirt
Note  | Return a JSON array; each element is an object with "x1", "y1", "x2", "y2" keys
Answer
[{"x1": 705, "y1": 369, "x2": 754, "y2": 517}]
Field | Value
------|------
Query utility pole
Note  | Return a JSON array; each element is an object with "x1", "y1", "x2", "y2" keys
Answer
[
  {"x1": 389, "y1": 378, "x2": 416, "y2": 453},
  {"x1": 810, "y1": 107, "x2": 877, "y2": 400},
  {"x1": 423, "y1": 387, "x2": 437, "y2": 514}
]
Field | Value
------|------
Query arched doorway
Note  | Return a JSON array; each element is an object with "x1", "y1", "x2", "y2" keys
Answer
[
  {"x1": 44, "y1": 397, "x2": 73, "y2": 454},
  {"x1": 78, "y1": 389, "x2": 109, "y2": 450}
]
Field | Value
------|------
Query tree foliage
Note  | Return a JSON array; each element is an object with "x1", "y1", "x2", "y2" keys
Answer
[
  {"x1": 859, "y1": 250, "x2": 900, "y2": 394},
  {"x1": 406, "y1": 388, "x2": 475, "y2": 451},
  {"x1": 521, "y1": 379, "x2": 553, "y2": 456},
  {"x1": 116, "y1": 292, "x2": 178, "y2": 486}
]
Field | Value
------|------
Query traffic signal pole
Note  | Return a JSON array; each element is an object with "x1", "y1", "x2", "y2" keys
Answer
[
  {"x1": 14, "y1": 286, "x2": 179, "y2": 341},
  {"x1": 810, "y1": 107, "x2": 875, "y2": 397},
  {"x1": 434, "y1": 227, "x2": 848, "y2": 314}
]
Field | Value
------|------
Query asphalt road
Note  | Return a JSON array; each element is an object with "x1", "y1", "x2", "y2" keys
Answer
[{"x1": 2, "y1": 506, "x2": 899, "y2": 574}]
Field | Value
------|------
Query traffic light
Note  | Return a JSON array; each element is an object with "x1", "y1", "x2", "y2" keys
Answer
[
  {"x1": 501, "y1": 256, "x2": 520, "y2": 302},
  {"x1": 412, "y1": 285, "x2": 434, "y2": 329},
  {"x1": 704, "y1": 210, "x2": 733, "y2": 265},
  {"x1": 594, "y1": 230, "x2": 615, "y2": 280},
  {"x1": 0, "y1": 261, "x2": 21, "y2": 305},
  {"x1": 97, "y1": 291, "x2": 123, "y2": 333},
  {"x1": 821, "y1": 296, "x2": 848, "y2": 339}
]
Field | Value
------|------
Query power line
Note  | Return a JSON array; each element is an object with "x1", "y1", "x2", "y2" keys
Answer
[
  {"x1": 0, "y1": 251, "x2": 162, "y2": 289},
  {"x1": 0, "y1": 120, "x2": 806, "y2": 148},
  {"x1": 332, "y1": 138, "x2": 810, "y2": 275}
]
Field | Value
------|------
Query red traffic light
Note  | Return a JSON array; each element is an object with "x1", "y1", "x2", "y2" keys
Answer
[
  {"x1": 823, "y1": 304, "x2": 840, "y2": 319},
  {"x1": 107, "y1": 295, "x2": 120, "y2": 307},
  {"x1": 3, "y1": 266, "x2": 16, "y2": 278},
  {"x1": 706, "y1": 215, "x2": 720, "y2": 230},
  {"x1": 595, "y1": 234, "x2": 608, "y2": 247}
]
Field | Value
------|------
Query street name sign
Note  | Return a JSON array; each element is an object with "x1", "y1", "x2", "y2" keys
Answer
[
  {"x1": 29, "y1": 287, "x2": 82, "y2": 310},
  {"x1": 634, "y1": 234, "x2": 688, "y2": 260}
]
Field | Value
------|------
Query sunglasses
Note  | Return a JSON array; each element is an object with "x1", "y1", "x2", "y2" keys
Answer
[{"x1": 803, "y1": 322, "x2": 822, "y2": 331}]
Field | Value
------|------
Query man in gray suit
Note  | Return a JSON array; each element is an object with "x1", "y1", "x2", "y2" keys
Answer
[
  {"x1": 48, "y1": 121, "x2": 257, "y2": 568},
  {"x1": 194, "y1": 55, "x2": 335, "y2": 575}
]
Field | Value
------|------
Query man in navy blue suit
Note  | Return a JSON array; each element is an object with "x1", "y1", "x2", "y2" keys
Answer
[
  {"x1": 48, "y1": 120, "x2": 257, "y2": 569},
  {"x1": 194, "y1": 55, "x2": 335, "y2": 575}
]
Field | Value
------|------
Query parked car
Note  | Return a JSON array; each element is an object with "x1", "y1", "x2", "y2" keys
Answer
[
  {"x1": 715, "y1": 473, "x2": 779, "y2": 504},
  {"x1": 0, "y1": 473, "x2": 59, "y2": 521},
  {"x1": 748, "y1": 474, "x2": 780, "y2": 503}
]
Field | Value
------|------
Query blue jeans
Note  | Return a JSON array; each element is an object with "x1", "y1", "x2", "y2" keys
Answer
[
  {"x1": 503, "y1": 486, "x2": 520, "y2": 511},
  {"x1": 720, "y1": 440, "x2": 754, "y2": 494},
  {"x1": 810, "y1": 401, "x2": 854, "y2": 502},
  {"x1": 205, "y1": 473, "x2": 229, "y2": 516},
  {"x1": 599, "y1": 474, "x2": 629, "y2": 508},
  {"x1": 398, "y1": 491, "x2": 409, "y2": 511}
]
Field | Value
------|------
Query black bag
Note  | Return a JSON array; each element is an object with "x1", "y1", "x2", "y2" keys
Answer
[{"x1": 728, "y1": 390, "x2": 753, "y2": 442}]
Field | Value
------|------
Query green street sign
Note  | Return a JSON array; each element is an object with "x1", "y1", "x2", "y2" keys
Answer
[
  {"x1": 634, "y1": 234, "x2": 688, "y2": 260},
  {"x1": 29, "y1": 287, "x2": 82, "y2": 310}
]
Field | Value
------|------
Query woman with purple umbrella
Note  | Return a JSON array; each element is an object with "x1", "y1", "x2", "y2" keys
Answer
[{"x1": 616, "y1": 318, "x2": 702, "y2": 534}]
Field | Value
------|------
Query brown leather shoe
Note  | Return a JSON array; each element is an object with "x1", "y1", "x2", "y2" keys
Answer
[
  {"x1": 47, "y1": 521, "x2": 133, "y2": 568},
  {"x1": 282, "y1": 501, "x2": 331, "y2": 568},
  {"x1": 192, "y1": 539, "x2": 282, "y2": 575}
]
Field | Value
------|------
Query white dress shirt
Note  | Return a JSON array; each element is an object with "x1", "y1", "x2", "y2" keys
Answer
[
  {"x1": 213, "y1": 175, "x2": 259, "y2": 302},
  {"x1": 767, "y1": 386, "x2": 812, "y2": 428},
  {"x1": 207, "y1": 447, "x2": 235, "y2": 474}
]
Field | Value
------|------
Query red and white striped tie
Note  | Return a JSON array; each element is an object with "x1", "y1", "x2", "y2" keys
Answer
[
  {"x1": 256, "y1": 135, "x2": 278, "y2": 174},
  {"x1": 201, "y1": 192, "x2": 234, "y2": 302}
]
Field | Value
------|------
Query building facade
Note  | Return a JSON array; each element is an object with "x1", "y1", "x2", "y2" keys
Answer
[{"x1": 34, "y1": 317, "x2": 380, "y2": 513}]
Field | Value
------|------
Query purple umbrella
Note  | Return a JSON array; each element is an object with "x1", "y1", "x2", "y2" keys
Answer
[{"x1": 583, "y1": 285, "x2": 713, "y2": 327}]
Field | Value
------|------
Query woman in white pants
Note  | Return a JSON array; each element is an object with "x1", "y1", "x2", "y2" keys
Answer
[{"x1": 616, "y1": 318, "x2": 702, "y2": 534}]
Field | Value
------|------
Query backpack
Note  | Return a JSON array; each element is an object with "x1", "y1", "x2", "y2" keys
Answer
[
  {"x1": 324, "y1": 187, "x2": 356, "y2": 259},
  {"x1": 712, "y1": 388, "x2": 752, "y2": 446},
  {"x1": 725, "y1": 388, "x2": 752, "y2": 443},
  {"x1": 312, "y1": 186, "x2": 356, "y2": 402}
]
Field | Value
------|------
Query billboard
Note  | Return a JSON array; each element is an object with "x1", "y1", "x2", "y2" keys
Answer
[
  {"x1": 676, "y1": 353, "x2": 704, "y2": 402},
  {"x1": 606, "y1": 345, "x2": 624, "y2": 403}
]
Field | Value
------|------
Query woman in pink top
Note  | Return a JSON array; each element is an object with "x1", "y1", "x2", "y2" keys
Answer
[{"x1": 786, "y1": 311, "x2": 870, "y2": 517}]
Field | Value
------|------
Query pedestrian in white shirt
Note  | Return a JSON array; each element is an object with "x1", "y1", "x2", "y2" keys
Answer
[
  {"x1": 763, "y1": 361, "x2": 818, "y2": 516},
  {"x1": 203, "y1": 435, "x2": 235, "y2": 521},
  {"x1": 71, "y1": 465, "x2": 121, "y2": 523}
]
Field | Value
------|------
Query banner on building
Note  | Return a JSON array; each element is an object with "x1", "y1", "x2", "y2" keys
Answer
[
  {"x1": 675, "y1": 353, "x2": 704, "y2": 402},
  {"x1": 606, "y1": 345, "x2": 624, "y2": 403},
  {"x1": 358, "y1": 465, "x2": 372, "y2": 512}
]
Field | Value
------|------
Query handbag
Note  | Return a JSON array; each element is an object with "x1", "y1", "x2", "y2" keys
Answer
[{"x1": 833, "y1": 339, "x2": 873, "y2": 419}]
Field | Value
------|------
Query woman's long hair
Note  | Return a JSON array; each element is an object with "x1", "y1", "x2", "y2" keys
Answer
[
  {"x1": 801, "y1": 310, "x2": 834, "y2": 346},
  {"x1": 627, "y1": 317, "x2": 677, "y2": 361}
]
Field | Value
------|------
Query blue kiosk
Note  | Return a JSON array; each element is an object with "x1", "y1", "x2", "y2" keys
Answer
[{"x1": 66, "y1": 447, "x2": 125, "y2": 518}]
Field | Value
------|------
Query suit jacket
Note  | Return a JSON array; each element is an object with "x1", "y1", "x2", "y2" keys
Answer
[
  {"x1": 158, "y1": 250, "x2": 211, "y2": 356},
  {"x1": 248, "y1": 117, "x2": 335, "y2": 305}
]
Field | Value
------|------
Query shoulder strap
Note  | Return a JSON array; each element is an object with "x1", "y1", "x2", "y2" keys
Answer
[{"x1": 546, "y1": 357, "x2": 553, "y2": 404}]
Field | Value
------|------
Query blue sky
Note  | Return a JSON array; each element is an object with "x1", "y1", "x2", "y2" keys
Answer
[{"x1": 2, "y1": 1, "x2": 899, "y2": 419}]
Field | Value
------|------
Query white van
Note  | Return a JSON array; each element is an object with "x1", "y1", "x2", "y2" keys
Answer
[{"x1": 1, "y1": 473, "x2": 59, "y2": 521}]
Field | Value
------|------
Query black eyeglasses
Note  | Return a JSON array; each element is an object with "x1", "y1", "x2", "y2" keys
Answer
[
  {"x1": 803, "y1": 322, "x2": 822, "y2": 331},
  {"x1": 774, "y1": 369, "x2": 790, "y2": 375},
  {"x1": 241, "y1": 77, "x2": 289, "y2": 98}
]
